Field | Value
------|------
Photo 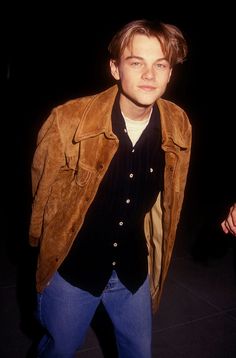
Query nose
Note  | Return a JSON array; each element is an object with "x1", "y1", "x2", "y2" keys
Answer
[{"x1": 142, "y1": 65, "x2": 155, "y2": 80}]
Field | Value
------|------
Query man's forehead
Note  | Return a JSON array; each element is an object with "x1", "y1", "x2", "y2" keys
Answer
[{"x1": 122, "y1": 35, "x2": 163, "y2": 56}]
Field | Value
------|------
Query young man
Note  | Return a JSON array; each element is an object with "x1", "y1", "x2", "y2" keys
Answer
[{"x1": 29, "y1": 19, "x2": 192, "y2": 357}]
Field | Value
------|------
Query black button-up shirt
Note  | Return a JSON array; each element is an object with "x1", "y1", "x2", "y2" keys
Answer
[{"x1": 59, "y1": 94, "x2": 164, "y2": 295}]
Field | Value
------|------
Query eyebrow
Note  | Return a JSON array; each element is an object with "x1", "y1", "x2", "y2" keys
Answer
[
  {"x1": 125, "y1": 56, "x2": 143, "y2": 60},
  {"x1": 125, "y1": 55, "x2": 168, "y2": 62}
]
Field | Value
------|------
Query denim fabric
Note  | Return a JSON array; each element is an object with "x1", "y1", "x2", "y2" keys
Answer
[{"x1": 37, "y1": 271, "x2": 152, "y2": 357}]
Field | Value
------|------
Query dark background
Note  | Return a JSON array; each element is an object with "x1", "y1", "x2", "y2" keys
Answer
[
  {"x1": 3, "y1": 2, "x2": 235, "y2": 253},
  {"x1": 2, "y1": 2, "x2": 236, "y2": 355}
]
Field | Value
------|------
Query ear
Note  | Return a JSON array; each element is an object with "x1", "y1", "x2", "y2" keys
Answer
[
  {"x1": 110, "y1": 60, "x2": 120, "y2": 80},
  {"x1": 167, "y1": 68, "x2": 173, "y2": 83}
]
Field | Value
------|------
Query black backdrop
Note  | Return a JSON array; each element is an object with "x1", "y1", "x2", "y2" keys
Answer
[
  {"x1": 4, "y1": 3, "x2": 235, "y2": 248},
  {"x1": 2, "y1": 2, "x2": 236, "y2": 354}
]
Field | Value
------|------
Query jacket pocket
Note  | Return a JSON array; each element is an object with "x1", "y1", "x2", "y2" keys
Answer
[
  {"x1": 66, "y1": 155, "x2": 92, "y2": 187},
  {"x1": 75, "y1": 163, "x2": 92, "y2": 187}
]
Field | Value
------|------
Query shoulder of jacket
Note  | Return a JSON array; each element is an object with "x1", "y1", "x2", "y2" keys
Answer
[
  {"x1": 158, "y1": 97, "x2": 187, "y2": 114},
  {"x1": 158, "y1": 98, "x2": 191, "y2": 127},
  {"x1": 157, "y1": 98, "x2": 192, "y2": 149},
  {"x1": 51, "y1": 85, "x2": 117, "y2": 125}
]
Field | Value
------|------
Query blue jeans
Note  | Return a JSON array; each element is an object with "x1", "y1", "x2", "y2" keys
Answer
[{"x1": 36, "y1": 270, "x2": 152, "y2": 357}]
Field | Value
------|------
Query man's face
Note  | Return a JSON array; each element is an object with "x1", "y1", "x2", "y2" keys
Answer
[{"x1": 110, "y1": 34, "x2": 172, "y2": 108}]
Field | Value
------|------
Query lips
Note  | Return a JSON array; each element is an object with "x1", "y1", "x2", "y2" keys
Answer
[{"x1": 138, "y1": 85, "x2": 156, "y2": 91}]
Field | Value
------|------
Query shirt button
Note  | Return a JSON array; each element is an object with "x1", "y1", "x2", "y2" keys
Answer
[
  {"x1": 129, "y1": 173, "x2": 134, "y2": 178},
  {"x1": 124, "y1": 128, "x2": 127, "y2": 133},
  {"x1": 150, "y1": 168, "x2": 153, "y2": 173},
  {"x1": 113, "y1": 242, "x2": 118, "y2": 247},
  {"x1": 126, "y1": 199, "x2": 130, "y2": 204},
  {"x1": 119, "y1": 221, "x2": 123, "y2": 226},
  {"x1": 132, "y1": 149, "x2": 135, "y2": 153},
  {"x1": 112, "y1": 261, "x2": 116, "y2": 266}
]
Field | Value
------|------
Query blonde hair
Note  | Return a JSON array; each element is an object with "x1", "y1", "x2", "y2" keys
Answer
[{"x1": 108, "y1": 19, "x2": 188, "y2": 67}]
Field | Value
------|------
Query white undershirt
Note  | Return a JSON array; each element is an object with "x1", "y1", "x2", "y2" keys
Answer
[{"x1": 122, "y1": 109, "x2": 153, "y2": 146}]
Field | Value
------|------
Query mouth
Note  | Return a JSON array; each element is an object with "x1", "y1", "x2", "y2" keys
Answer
[{"x1": 138, "y1": 85, "x2": 156, "y2": 91}]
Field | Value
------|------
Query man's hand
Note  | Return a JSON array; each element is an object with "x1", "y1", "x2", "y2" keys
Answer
[{"x1": 221, "y1": 203, "x2": 236, "y2": 236}]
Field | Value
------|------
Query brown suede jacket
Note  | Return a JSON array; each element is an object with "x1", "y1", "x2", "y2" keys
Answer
[{"x1": 29, "y1": 85, "x2": 192, "y2": 313}]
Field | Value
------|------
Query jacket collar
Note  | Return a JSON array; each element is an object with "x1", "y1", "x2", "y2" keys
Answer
[
  {"x1": 74, "y1": 86, "x2": 118, "y2": 142},
  {"x1": 74, "y1": 85, "x2": 190, "y2": 150},
  {"x1": 157, "y1": 98, "x2": 189, "y2": 150}
]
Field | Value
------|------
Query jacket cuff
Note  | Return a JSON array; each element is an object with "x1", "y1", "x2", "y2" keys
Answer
[{"x1": 29, "y1": 235, "x2": 40, "y2": 247}]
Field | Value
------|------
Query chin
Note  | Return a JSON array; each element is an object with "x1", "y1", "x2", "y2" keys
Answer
[
  {"x1": 124, "y1": 91, "x2": 159, "y2": 107},
  {"x1": 138, "y1": 97, "x2": 159, "y2": 106},
  {"x1": 138, "y1": 93, "x2": 161, "y2": 105}
]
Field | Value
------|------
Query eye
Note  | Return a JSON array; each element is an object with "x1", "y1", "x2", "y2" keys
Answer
[
  {"x1": 156, "y1": 63, "x2": 166, "y2": 69},
  {"x1": 155, "y1": 62, "x2": 170, "y2": 70},
  {"x1": 130, "y1": 61, "x2": 142, "y2": 67}
]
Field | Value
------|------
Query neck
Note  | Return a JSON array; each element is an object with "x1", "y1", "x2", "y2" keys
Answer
[{"x1": 119, "y1": 94, "x2": 153, "y2": 121}]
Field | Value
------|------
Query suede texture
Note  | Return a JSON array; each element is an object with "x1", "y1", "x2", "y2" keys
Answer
[{"x1": 29, "y1": 85, "x2": 192, "y2": 312}]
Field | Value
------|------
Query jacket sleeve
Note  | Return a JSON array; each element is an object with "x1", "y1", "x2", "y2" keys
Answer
[
  {"x1": 175, "y1": 110, "x2": 192, "y2": 224},
  {"x1": 29, "y1": 109, "x2": 65, "y2": 246},
  {"x1": 179, "y1": 110, "x2": 192, "y2": 191}
]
